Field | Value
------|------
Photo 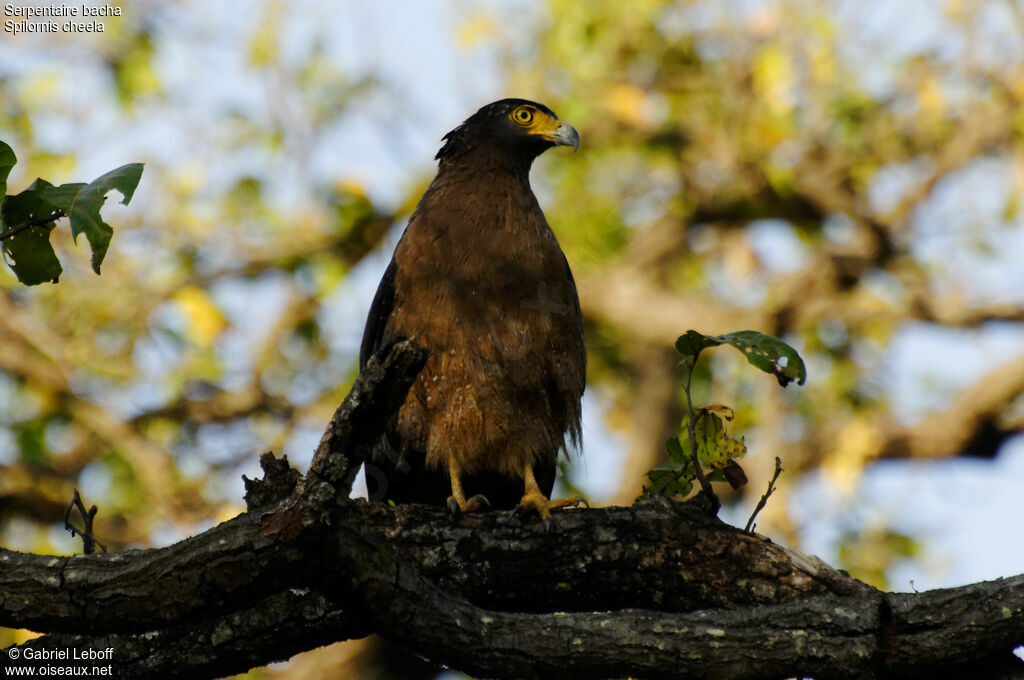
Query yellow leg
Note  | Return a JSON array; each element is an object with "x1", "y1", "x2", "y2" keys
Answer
[
  {"x1": 446, "y1": 454, "x2": 489, "y2": 513},
  {"x1": 516, "y1": 463, "x2": 586, "y2": 520}
]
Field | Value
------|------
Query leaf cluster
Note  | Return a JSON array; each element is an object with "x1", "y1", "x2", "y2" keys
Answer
[
  {"x1": 0, "y1": 140, "x2": 143, "y2": 285},
  {"x1": 642, "y1": 330, "x2": 805, "y2": 502}
]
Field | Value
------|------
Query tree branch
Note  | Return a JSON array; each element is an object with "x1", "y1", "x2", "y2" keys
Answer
[
  {"x1": 4, "y1": 497, "x2": 1022, "y2": 679},
  {"x1": 14, "y1": 587, "x2": 367, "y2": 679},
  {"x1": 303, "y1": 336, "x2": 429, "y2": 499},
  {"x1": 2, "y1": 340, "x2": 1022, "y2": 680}
]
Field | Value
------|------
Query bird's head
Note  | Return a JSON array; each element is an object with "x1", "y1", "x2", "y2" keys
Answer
[{"x1": 435, "y1": 99, "x2": 579, "y2": 169}]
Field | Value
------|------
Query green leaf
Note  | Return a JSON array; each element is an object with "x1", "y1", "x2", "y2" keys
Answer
[
  {"x1": 0, "y1": 140, "x2": 16, "y2": 228},
  {"x1": 665, "y1": 436, "x2": 688, "y2": 465},
  {"x1": 712, "y1": 330, "x2": 806, "y2": 386},
  {"x1": 38, "y1": 182, "x2": 87, "y2": 212},
  {"x1": 2, "y1": 180, "x2": 64, "y2": 285},
  {"x1": 673, "y1": 329, "x2": 721, "y2": 365},
  {"x1": 678, "y1": 408, "x2": 748, "y2": 469},
  {"x1": 644, "y1": 467, "x2": 692, "y2": 499},
  {"x1": 1, "y1": 225, "x2": 62, "y2": 285},
  {"x1": 2, "y1": 178, "x2": 62, "y2": 229},
  {"x1": 645, "y1": 410, "x2": 750, "y2": 500},
  {"x1": 2, "y1": 179, "x2": 56, "y2": 225},
  {"x1": 39, "y1": 162, "x2": 144, "y2": 274},
  {"x1": 674, "y1": 329, "x2": 807, "y2": 387}
]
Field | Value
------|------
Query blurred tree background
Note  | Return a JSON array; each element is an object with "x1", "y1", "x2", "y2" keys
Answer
[{"x1": 2, "y1": 0, "x2": 1023, "y2": 676}]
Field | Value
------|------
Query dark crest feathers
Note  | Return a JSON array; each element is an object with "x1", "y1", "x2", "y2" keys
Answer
[{"x1": 435, "y1": 98, "x2": 558, "y2": 161}]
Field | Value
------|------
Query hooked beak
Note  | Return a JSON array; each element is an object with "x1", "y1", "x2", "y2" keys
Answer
[{"x1": 549, "y1": 122, "x2": 580, "y2": 151}]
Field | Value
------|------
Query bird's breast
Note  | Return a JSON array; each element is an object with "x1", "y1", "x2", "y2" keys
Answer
[{"x1": 391, "y1": 197, "x2": 577, "y2": 368}]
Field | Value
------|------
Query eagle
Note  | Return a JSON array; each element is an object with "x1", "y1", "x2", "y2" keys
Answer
[{"x1": 359, "y1": 98, "x2": 585, "y2": 519}]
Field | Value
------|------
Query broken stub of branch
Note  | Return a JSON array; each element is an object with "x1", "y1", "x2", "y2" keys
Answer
[
  {"x1": 250, "y1": 337, "x2": 430, "y2": 547},
  {"x1": 63, "y1": 488, "x2": 106, "y2": 554},
  {"x1": 745, "y1": 456, "x2": 783, "y2": 533},
  {"x1": 243, "y1": 451, "x2": 301, "y2": 509},
  {"x1": 303, "y1": 338, "x2": 428, "y2": 501}
]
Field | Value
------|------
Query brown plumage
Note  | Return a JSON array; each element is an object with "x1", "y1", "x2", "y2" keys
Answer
[{"x1": 359, "y1": 98, "x2": 585, "y2": 516}]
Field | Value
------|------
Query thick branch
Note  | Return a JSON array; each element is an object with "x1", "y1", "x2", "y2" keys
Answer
[
  {"x1": 3, "y1": 339, "x2": 1022, "y2": 679},
  {"x1": 4, "y1": 497, "x2": 1023, "y2": 679},
  {"x1": 16, "y1": 587, "x2": 366, "y2": 679},
  {"x1": 0, "y1": 500, "x2": 862, "y2": 635}
]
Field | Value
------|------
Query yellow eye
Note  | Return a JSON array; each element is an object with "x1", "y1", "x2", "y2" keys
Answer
[{"x1": 511, "y1": 106, "x2": 534, "y2": 126}]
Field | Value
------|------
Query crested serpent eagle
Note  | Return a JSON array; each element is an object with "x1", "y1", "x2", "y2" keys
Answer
[{"x1": 359, "y1": 98, "x2": 586, "y2": 518}]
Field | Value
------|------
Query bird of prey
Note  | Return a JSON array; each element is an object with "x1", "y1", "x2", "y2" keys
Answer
[{"x1": 359, "y1": 98, "x2": 585, "y2": 518}]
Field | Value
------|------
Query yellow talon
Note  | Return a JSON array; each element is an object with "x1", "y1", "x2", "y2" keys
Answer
[
  {"x1": 446, "y1": 454, "x2": 489, "y2": 513},
  {"x1": 515, "y1": 464, "x2": 585, "y2": 520}
]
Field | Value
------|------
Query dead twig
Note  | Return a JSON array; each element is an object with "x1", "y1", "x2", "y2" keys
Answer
[
  {"x1": 63, "y1": 488, "x2": 107, "y2": 554},
  {"x1": 744, "y1": 457, "x2": 783, "y2": 533}
]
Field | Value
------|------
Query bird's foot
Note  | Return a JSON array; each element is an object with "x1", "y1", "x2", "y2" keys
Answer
[
  {"x1": 447, "y1": 494, "x2": 490, "y2": 514},
  {"x1": 514, "y1": 491, "x2": 588, "y2": 521}
]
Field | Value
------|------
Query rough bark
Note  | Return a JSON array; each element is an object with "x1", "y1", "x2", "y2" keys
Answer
[{"x1": 1, "y1": 340, "x2": 1022, "y2": 680}]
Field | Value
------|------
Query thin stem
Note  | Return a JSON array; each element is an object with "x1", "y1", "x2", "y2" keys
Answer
[
  {"x1": 744, "y1": 457, "x2": 783, "y2": 533},
  {"x1": 0, "y1": 209, "x2": 65, "y2": 241},
  {"x1": 683, "y1": 369, "x2": 716, "y2": 509}
]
